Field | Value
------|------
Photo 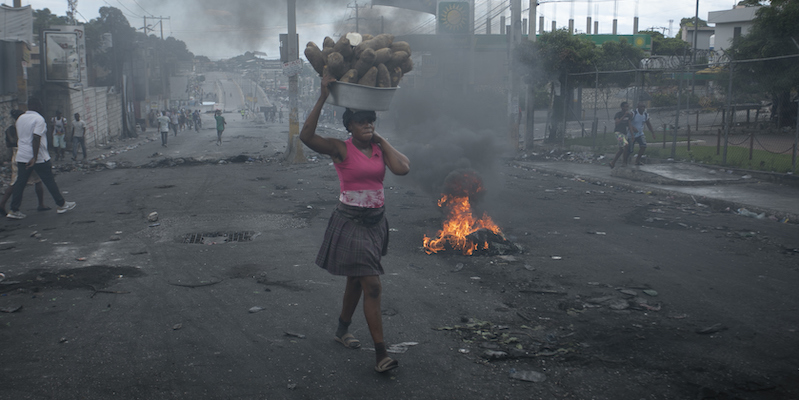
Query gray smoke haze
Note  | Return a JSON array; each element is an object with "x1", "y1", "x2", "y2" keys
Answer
[
  {"x1": 137, "y1": 0, "x2": 432, "y2": 59},
  {"x1": 392, "y1": 93, "x2": 512, "y2": 206},
  {"x1": 381, "y1": 30, "x2": 512, "y2": 204}
]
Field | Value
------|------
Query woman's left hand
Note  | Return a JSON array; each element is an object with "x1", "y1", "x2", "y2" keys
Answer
[{"x1": 371, "y1": 131, "x2": 383, "y2": 144}]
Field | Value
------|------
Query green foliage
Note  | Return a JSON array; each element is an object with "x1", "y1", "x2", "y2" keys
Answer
[
  {"x1": 647, "y1": 145, "x2": 795, "y2": 173},
  {"x1": 32, "y1": 8, "x2": 69, "y2": 43},
  {"x1": 78, "y1": 6, "x2": 194, "y2": 86},
  {"x1": 729, "y1": 0, "x2": 799, "y2": 127},
  {"x1": 566, "y1": 134, "x2": 795, "y2": 173},
  {"x1": 515, "y1": 29, "x2": 598, "y2": 87},
  {"x1": 638, "y1": 30, "x2": 690, "y2": 56},
  {"x1": 596, "y1": 39, "x2": 645, "y2": 88},
  {"x1": 737, "y1": 0, "x2": 766, "y2": 6},
  {"x1": 680, "y1": 17, "x2": 708, "y2": 28}
]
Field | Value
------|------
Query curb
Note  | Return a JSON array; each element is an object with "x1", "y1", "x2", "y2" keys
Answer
[{"x1": 512, "y1": 161, "x2": 799, "y2": 224}]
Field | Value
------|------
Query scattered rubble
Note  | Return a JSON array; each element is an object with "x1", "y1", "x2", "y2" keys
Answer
[{"x1": 509, "y1": 368, "x2": 546, "y2": 383}]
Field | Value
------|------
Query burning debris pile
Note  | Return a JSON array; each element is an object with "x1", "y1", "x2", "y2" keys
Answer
[{"x1": 423, "y1": 169, "x2": 521, "y2": 256}]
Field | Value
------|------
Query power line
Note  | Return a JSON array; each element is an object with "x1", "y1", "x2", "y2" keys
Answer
[
  {"x1": 130, "y1": 0, "x2": 154, "y2": 17},
  {"x1": 102, "y1": 0, "x2": 141, "y2": 20},
  {"x1": 115, "y1": 0, "x2": 143, "y2": 18}
]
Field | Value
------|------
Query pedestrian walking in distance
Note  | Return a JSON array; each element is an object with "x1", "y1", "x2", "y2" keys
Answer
[
  {"x1": 71, "y1": 113, "x2": 87, "y2": 160},
  {"x1": 157, "y1": 111, "x2": 170, "y2": 147},
  {"x1": 628, "y1": 102, "x2": 657, "y2": 166},
  {"x1": 170, "y1": 110, "x2": 179, "y2": 137},
  {"x1": 6, "y1": 97, "x2": 76, "y2": 219},
  {"x1": 300, "y1": 72, "x2": 410, "y2": 373},
  {"x1": 609, "y1": 102, "x2": 632, "y2": 169},
  {"x1": 214, "y1": 110, "x2": 226, "y2": 146},
  {"x1": 50, "y1": 110, "x2": 67, "y2": 161}
]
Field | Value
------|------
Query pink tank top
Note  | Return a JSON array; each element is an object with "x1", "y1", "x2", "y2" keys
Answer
[{"x1": 334, "y1": 138, "x2": 386, "y2": 208}]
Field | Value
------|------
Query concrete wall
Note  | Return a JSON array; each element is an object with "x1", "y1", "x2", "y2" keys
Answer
[
  {"x1": 681, "y1": 28, "x2": 714, "y2": 51},
  {"x1": 708, "y1": 6, "x2": 760, "y2": 51},
  {"x1": 0, "y1": 95, "x2": 20, "y2": 162},
  {"x1": 69, "y1": 87, "x2": 122, "y2": 148}
]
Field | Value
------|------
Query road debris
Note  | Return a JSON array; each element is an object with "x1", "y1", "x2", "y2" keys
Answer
[
  {"x1": 173, "y1": 323, "x2": 183, "y2": 330},
  {"x1": 284, "y1": 331, "x2": 306, "y2": 339},
  {"x1": 387, "y1": 342, "x2": 418, "y2": 353},
  {"x1": 482, "y1": 350, "x2": 508, "y2": 360},
  {"x1": 147, "y1": 212, "x2": 159, "y2": 222},
  {"x1": 509, "y1": 368, "x2": 546, "y2": 383},
  {"x1": 737, "y1": 208, "x2": 765, "y2": 219},
  {"x1": 696, "y1": 323, "x2": 728, "y2": 335},
  {"x1": 0, "y1": 305, "x2": 22, "y2": 313},
  {"x1": 248, "y1": 306, "x2": 265, "y2": 313},
  {"x1": 608, "y1": 299, "x2": 630, "y2": 310}
]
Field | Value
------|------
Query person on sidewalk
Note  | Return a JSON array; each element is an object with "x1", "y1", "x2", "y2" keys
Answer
[
  {"x1": 609, "y1": 102, "x2": 632, "y2": 169},
  {"x1": 71, "y1": 113, "x2": 87, "y2": 161},
  {"x1": 214, "y1": 110, "x2": 226, "y2": 146},
  {"x1": 0, "y1": 109, "x2": 48, "y2": 215},
  {"x1": 170, "y1": 110, "x2": 179, "y2": 137},
  {"x1": 192, "y1": 110, "x2": 201, "y2": 132},
  {"x1": 157, "y1": 111, "x2": 170, "y2": 147},
  {"x1": 300, "y1": 72, "x2": 410, "y2": 374},
  {"x1": 628, "y1": 102, "x2": 657, "y2": 166},
  {"x1": 51, "y1": 111, "x2": 67, "y2": 161},
  {"x1": 6, "y1": 98, "x2": 76, "y2": 219}
]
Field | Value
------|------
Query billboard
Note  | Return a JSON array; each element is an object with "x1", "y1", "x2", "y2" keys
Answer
[
  {"x1": 438, "y1": 2, "x2": 470, "y2": 34},
  {"x1": 43, "y1": 31, "x2": 80, "y2": 83}
]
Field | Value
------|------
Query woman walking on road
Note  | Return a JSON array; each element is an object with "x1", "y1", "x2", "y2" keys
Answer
[{"x1": 300, "y1": 73, "x2": 410, "y2": 373}]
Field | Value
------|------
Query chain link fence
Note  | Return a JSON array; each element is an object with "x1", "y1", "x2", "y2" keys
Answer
[{"x1": 556, "y1": 52, "x2": 799, "y2": 173}]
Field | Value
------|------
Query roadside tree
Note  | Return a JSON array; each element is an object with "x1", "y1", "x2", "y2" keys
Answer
[
  {"x1": 729, "y1": 0, "x2": 799, "y2": 127},
  {"x1": 516, "y1": 30, "x2": 597, "y2": 142}
]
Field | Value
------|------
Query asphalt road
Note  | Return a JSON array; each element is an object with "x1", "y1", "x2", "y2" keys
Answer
[{"x1": 1, "y1": 115, "x2": 797, "y2": 399}]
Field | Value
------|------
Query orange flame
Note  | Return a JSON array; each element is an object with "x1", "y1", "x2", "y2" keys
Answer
[{"x1": 423, "y1": 194, "x2": 503, "y2": 255}]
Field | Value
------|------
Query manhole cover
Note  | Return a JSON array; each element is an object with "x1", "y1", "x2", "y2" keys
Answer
[{"x1": 182, "y1": 231, "x2": 255, "y2": 244}]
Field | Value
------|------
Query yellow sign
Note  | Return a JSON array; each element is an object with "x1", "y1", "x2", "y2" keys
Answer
[{"x1": 438, "y1": 2, "x2": 469, "y2": 34}]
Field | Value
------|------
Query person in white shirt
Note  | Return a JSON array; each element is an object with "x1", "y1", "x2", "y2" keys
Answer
[
  {"x1": 627, "y1": 102, "x2": 657, "y2": 166},
  {"x1": 157, "y1": 111, "x2": 170, "y2": 147},
  {"x1": 6, "y1": 98, "x2": 76, "y2": 219},
  {"x1": 169, "y1": 110, "x2": 179, "y2": 136},
  {"x1": 51, "y1": 111, "x2": 67, "y2": 161},
  {"x1": 71, "y1": 113, "x2": 87, "y2": 161}
]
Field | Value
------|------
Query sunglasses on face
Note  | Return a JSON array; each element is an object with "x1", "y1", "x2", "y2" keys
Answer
[{"x1": 351, "y1": 116, "x2": 376, "y2": 125}]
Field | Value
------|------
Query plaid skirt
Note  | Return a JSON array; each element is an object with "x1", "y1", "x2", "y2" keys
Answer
[{"x1": 315, "y1": 202, "x2": 389, "y2": 276}]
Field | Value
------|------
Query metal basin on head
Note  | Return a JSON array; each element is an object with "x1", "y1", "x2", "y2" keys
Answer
[{"x1": 326, "y1": 82, "x2": 398, "y2": 111}]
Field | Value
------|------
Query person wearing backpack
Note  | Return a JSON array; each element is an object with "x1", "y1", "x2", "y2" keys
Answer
[
  {"x1": 628, "y1": 102, "x2": 657, "y2": 165},
  {"x1": 0, "y1": 109, "x2": 48, "y2": 215}
]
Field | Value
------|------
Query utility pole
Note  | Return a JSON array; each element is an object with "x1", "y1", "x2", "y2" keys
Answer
[
  {"x1": 509, "y1": 0, "x2": 521, "y2": 148},
  {"x1": 286, "y1": 0, "x2": 303, "y2": 163},
  {"x1": 143, "y1": 16, "x2": 170, "y2": 39},
  {"x1": 524, "y1": 0, "x2": 537, "y2": 150},
  {"x1": 67, "y1": 0, "x2": 78, "y2": 25},
  {"x1": 347, "y1": 1, "x2": 368, "y2": 33}
]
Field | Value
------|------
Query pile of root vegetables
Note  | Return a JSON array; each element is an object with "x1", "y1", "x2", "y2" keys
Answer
[{"x1": 305, "y1": 33, "x2": 413, "y2": 88}]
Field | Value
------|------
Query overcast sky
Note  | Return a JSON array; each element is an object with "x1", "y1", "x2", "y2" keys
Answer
[{"x1": 22, "y1": 0, "x2": 748, "y2": 60}]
